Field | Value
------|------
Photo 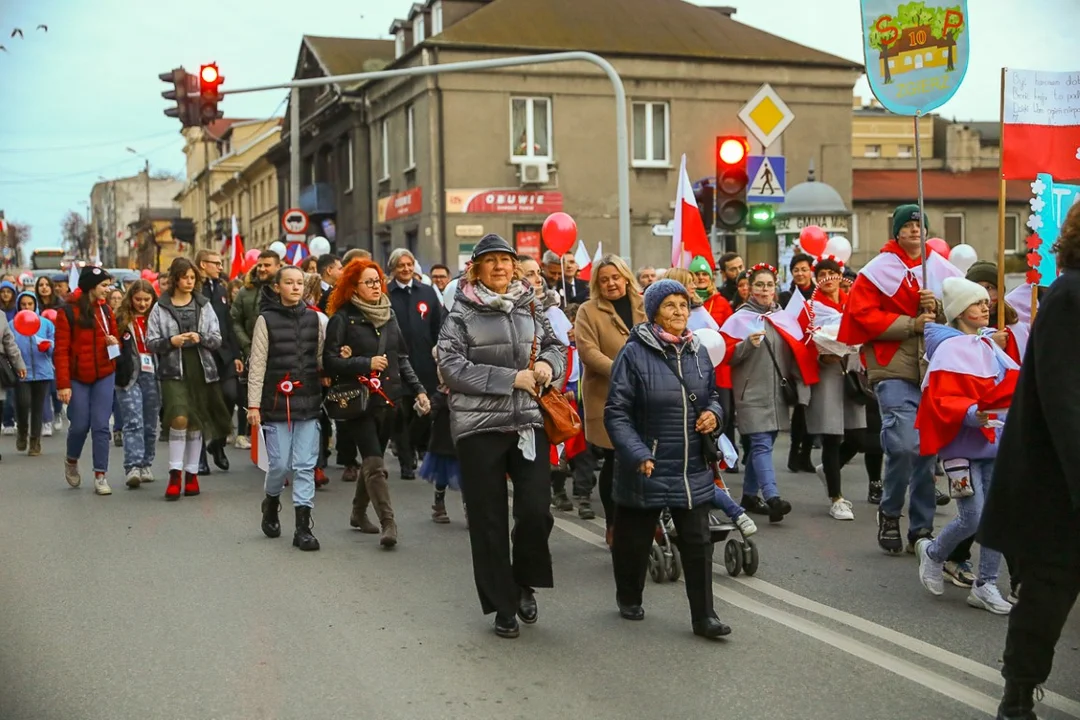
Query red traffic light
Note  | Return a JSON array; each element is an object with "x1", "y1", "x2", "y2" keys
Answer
[
  {"x1": 717, "y1": 136, "x2": 748, "y2": 165},
  {"x1": 200, "y1": 64, "x2": 219, "y2": 85}
]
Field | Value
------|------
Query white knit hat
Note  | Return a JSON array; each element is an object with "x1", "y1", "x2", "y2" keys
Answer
[{"x1": 943, "y1": 277, "x2": 989, "y2": 323}]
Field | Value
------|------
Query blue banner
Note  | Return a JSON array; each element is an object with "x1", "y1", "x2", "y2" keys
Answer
[
  {"x1": 860, "y1": 0, "x2": 969, "y2": 116},
  {"x1": 1029, "y1": 173, "x2": 1080, "y2": 287}
]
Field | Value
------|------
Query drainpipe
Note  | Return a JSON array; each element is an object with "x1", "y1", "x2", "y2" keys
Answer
[{"x1": 433, "y1": 48, "x2": 448, "y2": 268}]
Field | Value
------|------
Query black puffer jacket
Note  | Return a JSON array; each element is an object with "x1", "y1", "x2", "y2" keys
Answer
[
  {"x1": 604, "y1": 324, "x2": 723, "y2": 510},
  {"x1": 323, "y1": 302, "x2": 424, "y2": 408},
  {"x1": 256, "y1": 287, "x2": 323, "y2": 424}
]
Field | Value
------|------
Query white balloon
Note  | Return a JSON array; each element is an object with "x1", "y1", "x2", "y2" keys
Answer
[
  {"x1": 308, "y1": 236, "x2": 331, "y2": 257},
  {"x1": 268, "y1": 241, "x2": 287, "y2": 257},
  {"x1": 442, "y1": 278, "x2": 459, "y2": 313},
  {"x1": 822, "y1": 236, "x2": 853, "y2": 264},
  {"x1": 420, "y1": 273, "x2": 432, "y2": 286},
  {"x1": 693, "y1": 328, "x2": 727, "y2": 367},
  {"x1": 949, "y1": 243, "x2": 979, "y2": 274}
]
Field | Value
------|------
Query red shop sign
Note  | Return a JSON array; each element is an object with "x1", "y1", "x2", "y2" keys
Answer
[
  {"x1": 445, "y1": 189, "x2": 564, "y2": 214},
  {"x1": 378, "y1": 187, "x2": 423, "y2": 222}
]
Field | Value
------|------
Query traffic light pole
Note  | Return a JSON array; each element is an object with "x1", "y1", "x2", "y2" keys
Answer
[{"x1": 220, "y1": 51, "x2": 632, "y2": 260}]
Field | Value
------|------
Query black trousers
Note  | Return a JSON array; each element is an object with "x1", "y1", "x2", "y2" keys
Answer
[
  {"x1": 571, "y1": 445, "x2": 615, "y2": 527},
  {"x1": 457, "y1": 430, "x2": 554, "y2": 617},
  {"x1": 1002, "y1": 522, "x2": 1080, "y2": 685},
  {"x1": 14, "y1": 380, "x2": 49, "y2": 440},
  {"x1": 393, "y1": 398, "x2": 430, "y2": 470},
  {"x1": 612, "y1": 504, "x2": 716, "y2": 622},
  {"x1": 338, "y1": 408, "x2": 392, "y2": 466},
  {"x1": 790, "y1": 405, "x2": 813, "y2": 459},
  {"x1": 820, "y1": 430, "x2": 863, "y2": 499}
]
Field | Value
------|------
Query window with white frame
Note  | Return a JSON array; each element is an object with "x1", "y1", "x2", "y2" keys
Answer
[
  {"x1": 346, "y1": 135, "x2": 354, "y2": 192},
  {"x1": 943, "y1": 212, "x2": 965, "y2": 246},
  {"x1": 1007, "y1": 213, "x2": 1022, "y2": 253},
  {"x1": 898, "y1": 144, "x2": 914, "y2": 158},
  {"x1": 432, "y1": 1, "x2": 443, "y2": 35},
  {"x1": 414, "y1": 16, "x2": 425, "y2": 44},
  {"x1": 380, "y1": 120, "x2": 389, "y2": 180},
  {"x1": 631, "y1": 101, "x2": 670, "y2": 166},
  {"x1": 864, "y1": 144, "x2": 882, "y2": 158},
  {"x1": 394, "y1": 32, "x2": 405, "y2": 59},
  {"x1": 405, "y1": 105, "x2": 416, "y2": 170},
  {"x1": 510, "y1": 97, "x2": 551, "y2": 161}
]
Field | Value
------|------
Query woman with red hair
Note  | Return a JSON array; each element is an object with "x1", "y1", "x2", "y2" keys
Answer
[{"x1": 323, "y1": 259, "x2": 429, "y2": 549}]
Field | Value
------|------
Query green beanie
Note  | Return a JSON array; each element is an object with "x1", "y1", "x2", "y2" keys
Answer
[
  {"x1": 965, "y1": 261, "x2": 998, "y2": 288},
  {"x1": 891, "y1": 204, "x2": 926, "y2": 239},
  {"x1": 688, "y1": 255, "x2": 712, "y2": 274}
]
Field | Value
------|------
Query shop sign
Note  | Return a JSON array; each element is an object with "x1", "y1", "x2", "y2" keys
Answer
[
  {"x1": 445, "y1": 189, "x2": 564, "y2": 214},
  {"x1": 774, "y1": 214, "x2": 850, "y2": 234},
  {"x1": 377, "y1": 187, "x2": 423, "y2": 223}
]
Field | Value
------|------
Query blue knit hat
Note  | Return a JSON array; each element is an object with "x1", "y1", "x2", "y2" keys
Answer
[{"x1": 643, "y1": 278, "x2": 690, "y2": 322}]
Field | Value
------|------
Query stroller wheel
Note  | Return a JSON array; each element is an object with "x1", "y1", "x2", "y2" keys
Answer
[
  {"x1": 743, "y1": 538, "x2": 760, "y2": 576},
  {"x1": 667, "y1": 545, "x2": 682, "y2": 582},
  {"x1": 724, "y1": 539, "x2": 743, "y2": 577},
  {"x1": 649, "y1": 544, "x2": 666, "y2": 583}
]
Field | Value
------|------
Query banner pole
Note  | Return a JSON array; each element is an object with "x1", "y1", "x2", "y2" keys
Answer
[
  {"x1": 914, "y1": 110, "x2": 928, "y2": 288},
  {"x1": 997, "y1": 67, "x2": 1008, "y2": 330},
  {"x1": 1030, "y1": 283, "x2": 1039, "y2": 324}
]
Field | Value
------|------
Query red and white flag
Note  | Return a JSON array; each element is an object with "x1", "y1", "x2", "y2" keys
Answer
[
  {"x1": 575, "y1": 240, "x2": 603, "y2": 282},
  {"x1": 671, "y1": 154, "x2": 715, "y2": 269},
  {"x1": 228, "y1": 214, "x2": 246, "y2": 280},
  {"x1": 1002, "y1": 69, "x2": 1080, "y2": 181}
]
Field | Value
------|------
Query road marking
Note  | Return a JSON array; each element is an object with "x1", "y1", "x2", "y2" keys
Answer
[{"x1": 554, "y1": 516, "x2": 1080, "y2": 719}]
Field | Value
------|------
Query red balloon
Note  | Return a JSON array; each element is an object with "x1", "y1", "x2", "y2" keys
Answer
[
  {"x1": 541, "y1": 212, "x2": 578, "y2": 256},
  {"x1": 798, "y1": 225, "x2": 828, "y2": 258},
  {"x1": 244, "y1": 249, "x2": 262, "y2": 264},
  {"x1": 13, "y1": 309, "x2": 41, "y2": 337},
  {"x1": 926, "y1": 237, "x2": 950, "y2": 259},
  {"x1": 41, "y1": 309, "x2": 58, "y2": 323}
]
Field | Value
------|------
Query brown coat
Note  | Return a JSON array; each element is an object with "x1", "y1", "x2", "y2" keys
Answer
[{"x1": 575, "y1": 292, "x2": 646, "y2": 449}]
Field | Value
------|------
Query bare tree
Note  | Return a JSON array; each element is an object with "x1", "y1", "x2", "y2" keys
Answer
[
  {"x1": 1, "y1": 220, "x2": 30, "y2": 268},
  {"x1": 61, "y1": 210, "x2": 91, "y2": 257}
]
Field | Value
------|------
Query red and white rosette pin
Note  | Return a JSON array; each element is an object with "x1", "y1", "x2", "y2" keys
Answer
[
  {"x1": 276, "y1": 373, "x2": 303, "y2": 429},
  {"x1": 360, "y1": 374, "x2": 394, "y2": 407},
  {"x1": 417, "y1": 301, "x2": 429, "y2": 320}
]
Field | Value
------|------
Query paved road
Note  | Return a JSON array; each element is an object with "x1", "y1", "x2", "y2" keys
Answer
[{"x1": 1, "y1": 432, "x2": 1078, "y2": 720}]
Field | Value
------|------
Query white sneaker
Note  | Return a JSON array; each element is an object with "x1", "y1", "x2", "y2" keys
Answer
[
  {"x1": 53, "y1": 419, "x2": 64, "y2": 432},
  {"x1": 235, "y1": 435, "x2": 251, "y2": 450},
  {"x1": 140, "y1": 467, "x2": 155, "y2": 483},
  {"x1": 1, "y1": 425, "x2": 14, "y2": 436},
  {"x1": 94, "y1": 475, "x2": 113, "y2": 496},
  {"x1": 735, "y1": 513, "x2": 758, "y2": 537},
  {"x1": 125, "y1": 468, "x2": 142, "y2": 489},
  {"x1": 916, "y1": 538, "x2": 944, "y2": 596},
  {"x1": 42, "y1": 423, "x2": 54, "y2": 437},
  {"x1": 968, "y1": 582, "x2": 1013, "y2": 615},
  {"x1": 829, "y1": 498, "x2": 855, "y2": 521}
]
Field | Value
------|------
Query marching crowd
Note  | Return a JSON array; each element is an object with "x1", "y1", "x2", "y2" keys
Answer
[{"x1": 2, "y1": 200, "x2": 1079, "y2": 720}]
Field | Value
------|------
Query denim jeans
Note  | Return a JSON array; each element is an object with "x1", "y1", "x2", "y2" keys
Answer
[
  {"x1": 927, "y1": 459, "x2": 1002, "y2": 584},
  {"x1": 117, "y1": 372, "x2": 160, "y2": 471},
  {"x1": 875, "y1": 379, "x2": 937, "y2": 537},
  {"x1": 1, "y1": 397, "x2": 12, "y2": 427},
  {"x1": 742, "y1": 431, "x2": 780, "y2": 500},
  {"x1": 67, "y1": 375, "x2": 116, "y2": 473},
  {"x1": 263, "y1": 419, "x2": 318, "y2": 509}
]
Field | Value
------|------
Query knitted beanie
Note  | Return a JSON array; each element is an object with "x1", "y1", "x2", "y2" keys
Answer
[
  {"x1": 643, "y1": 278, "x2": 690, "y2": 322},
  {"x1": 943, "y1": 277, "x2": 989, "y2": 323},
  {"x1": 891, "y1": 204, "x2": 926, "y2": 239},
  {"x1": 965, "y1": 261, "x2": 998, "y2": 288},
  {"x1": 77, "y1": 266, "x2": 112, "y2": 294},
  {"x1": 688, "y1": 255, "x2": 712, "y2": 274}
]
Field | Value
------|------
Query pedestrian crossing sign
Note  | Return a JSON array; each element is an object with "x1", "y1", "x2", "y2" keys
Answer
[{"x1": 747, "y1": 155, "x2": 785, "y2": 204}]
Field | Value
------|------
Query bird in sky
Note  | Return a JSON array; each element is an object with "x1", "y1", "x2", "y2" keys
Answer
[
  {"x1": 10, "y1": 28, "x2": 23, "y2": 38},
  {"x1": 37, "y1": 24, "x2": 48, "y2": 32}
]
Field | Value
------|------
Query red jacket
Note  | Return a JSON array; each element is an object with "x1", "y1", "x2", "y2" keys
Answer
[{"x1": 54, "y1": 299, "x2": 118, "y2": 389}]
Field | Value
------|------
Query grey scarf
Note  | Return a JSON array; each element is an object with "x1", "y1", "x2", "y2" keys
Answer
[{"x1": 351, "y1": 293, "x2": 392, "y2": 328}]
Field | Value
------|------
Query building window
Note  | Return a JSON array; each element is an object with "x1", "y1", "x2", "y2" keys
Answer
[
  {"x1": 380, "y1": 120, "x2": 390, "y2": 181},
  {"x1": 414, "y1": 16, "x2": 425, "y2": 44},
  {"x1": 864, "y1": 144, "x2": 881, "y2": 158},
  {"x1": 395, "y1": 32, "x2": 405, "y2": 59},
  {"x1": 405, "y1": 105, "x2": 416, "y2": 170},
  {"x1": 432, "y1": 1, "x2": 443, "y2": 34},
  {"x1": 943, "y1": 212, "x2": 965, "y2": 246},
  {"x1": 346, "y1": 135, "x2": 354, "y2": 193},
  {"x1": 631, "y1": 101, "x2": 670, "y2": 167},
  {"x1": 510, "y1": 97, "x2": 552, "y2": 161},
  {"x1": 851, "y1": 213, "x2": 860, "y2": 250},
  {"x1": 898, "y1": 144, "x2": 913, "y2": 158},
  {"x1": 1007, "y1": 213, "x2": 1022, "y2": 253}
]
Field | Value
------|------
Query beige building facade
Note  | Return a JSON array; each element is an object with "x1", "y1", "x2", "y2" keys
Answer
[
  {"x1": 209, "y1": 120, "x2": 283, "y2": 250},
  {"x1": 90, "y1": 172, "x2": 182, "y2": 268}
]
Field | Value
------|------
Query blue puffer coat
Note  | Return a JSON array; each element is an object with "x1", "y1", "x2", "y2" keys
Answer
[
  {"x1": 605, "y1": 323, "x2": 723, "y2": 510},
  {"x1": 12, "y1": 292, "x2": 55, "y2": 382}
]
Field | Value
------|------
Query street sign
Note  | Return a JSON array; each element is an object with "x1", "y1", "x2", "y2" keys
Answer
[
  {"x1": 747, "y1": 155, "x2": 786, "y2": 203},
  {"x1": 738, "y1": 84, "x2": 795, "y2": 149},
  {"x1": 281, "y1": 208, "x2": 309, "y2": 235}
]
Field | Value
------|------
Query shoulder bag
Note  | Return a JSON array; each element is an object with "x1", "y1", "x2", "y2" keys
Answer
[
  {"x1": 658, "y1": 351, "x2": 721, "y2": 464},
  {"x1": 324, "y1": 318, "x2": 388, "y2": 421},
  {"x1": 0, "y1": 353, "x2": 16, "y2": 388},
  {"x1": 761, "y1": 331, "x2": 799, "y2": 406},
  {"x1": 529, "y1": 302, "x2": 582, "y2": 445},
  {"x1": 843, "y1": 369, "x2": 874, "y2": 406}
]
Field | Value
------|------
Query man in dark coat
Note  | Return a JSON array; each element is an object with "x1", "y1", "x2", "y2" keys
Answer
[
  {"x1": 980, "y1": 202, "x2": 1080, "y2": 720},
  {"x1": 386, "y1": 248, "x2": 443, "y2": 478},
  {"x1": 197, "y1": 250, "x2": 241, "y2": 472}
]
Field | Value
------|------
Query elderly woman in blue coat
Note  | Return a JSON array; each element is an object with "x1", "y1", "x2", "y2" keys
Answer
[{"x1": 605, "y1": 279, "x2": 731, "y2": 639}]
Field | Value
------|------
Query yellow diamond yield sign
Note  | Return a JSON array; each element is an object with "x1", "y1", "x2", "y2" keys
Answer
[{"x1": 738, "y1": 83, "x2": 795, "y2": 149}]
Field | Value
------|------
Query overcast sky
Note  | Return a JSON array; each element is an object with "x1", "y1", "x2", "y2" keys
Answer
[{"x1": 1, "y1": 0, "x2": 1076, "y2": 253}]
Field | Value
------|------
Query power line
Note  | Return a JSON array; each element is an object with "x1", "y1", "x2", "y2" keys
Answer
[
  {"x1": 0, "y1": 137, "x2": 181, "y2": 186},
  {"x1": 0, "y1": 130, "x2": 181, "y2": 154}
]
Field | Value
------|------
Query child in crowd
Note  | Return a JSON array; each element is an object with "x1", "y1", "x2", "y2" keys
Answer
[
  {"x1": 115, "y1": 280, "x2": 160, "y2": 488},
  {"x1": 303, "y1": 272, "x2": 331, "y2": 489},
  {"x1": 914, "y1": 278, "x2": 1019, "y2": 615},
  {"x1": 419, "y1": 346, "x2": 462, "y2": 524},
  {"x1": 108, "y1": 287, "x2": 125, "y2": 447},
  {"x1": 12, "y1": 291, "x2": 54, "y2": 456}
]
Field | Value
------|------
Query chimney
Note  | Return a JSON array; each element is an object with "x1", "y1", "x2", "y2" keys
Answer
[{"x1": 703, "y1": 6, "x2": 737, "y2": 16}]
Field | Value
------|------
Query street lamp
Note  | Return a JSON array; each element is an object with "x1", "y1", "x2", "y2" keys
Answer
[{"x1": 127, "y1": 147, "x2": 152, "y2": 265}]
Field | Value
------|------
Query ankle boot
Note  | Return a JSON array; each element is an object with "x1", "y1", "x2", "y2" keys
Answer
[
  {"x1": 996, "y1": 680, "x2": 1038, "y2": 719},
  {"x1": 363, "y1": 457, "x2": 397, "y2": 548},
  {"x1": 16, "y1": 430, "x2": 27, "y2": 453},
  {"x1": 165, "y1": 469, "x2": 182, "y2": 500},
  {"x1": 797, "y1": 446, "x2": 816, "y2": 473},
  {"x1": 28, "y1": 437, "x2": 42, "y2": 457},
  {"x1": 292, "y1": 506, "x2": 320, "y2": 551},
  {"x1": 351, "y1": 459, "x2": 381, "y2": 534},
  {"x1": 261, "y1": 494, "x2": 282, "y2": 538},
  {"x1": 183, "y1": 472, "x2": 201, "y2": 496}
]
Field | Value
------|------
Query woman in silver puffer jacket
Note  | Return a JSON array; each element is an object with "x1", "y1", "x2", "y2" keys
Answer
[{"x1": 437, "y1": 234, "x2": 566, "y2": 640}]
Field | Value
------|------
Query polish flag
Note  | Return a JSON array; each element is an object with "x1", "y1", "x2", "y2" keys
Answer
[
  {"x1": 1002, "y1": 69, "x2": 1080, "y2": 181},
  {"x1": 228, "y1": 215, "x2": 246, "y2": 280},
  {"x1": 575, "y1": 240, "x2": 603, "y2": 282},
  {"x1": 671, "y1": 154, "x2": 715, "y2": 269}
]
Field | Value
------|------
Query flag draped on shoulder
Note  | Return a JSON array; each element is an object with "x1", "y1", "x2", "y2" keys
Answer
[{"x1": 719, "y1": 307, "x2": 819, "y2": 386}]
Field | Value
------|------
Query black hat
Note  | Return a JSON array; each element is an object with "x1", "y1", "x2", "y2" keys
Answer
[
  {"x1": 471, "y1": 233, "x2": 515, "y2": 261},
  {"x1": 965, "y1": 261, "x2": 998, "y2": 288},
  {"x1": 77, "y1": 266, "x2": 111, "y2": 294}
]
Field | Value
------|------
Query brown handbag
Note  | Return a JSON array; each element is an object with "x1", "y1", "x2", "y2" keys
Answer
[{"x1": 529, "y1": 302, "x2": 582, "y2": 445}]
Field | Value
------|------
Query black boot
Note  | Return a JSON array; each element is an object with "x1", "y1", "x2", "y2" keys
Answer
[
  {"x1": 261, "y1": 494, "x2": 281, "y2": 538},
  {"x1": 198, "y1": 444, "x2": 212, "y2": 476},
  {"x1": 796, "y1": 446, "x2": 816, "y2": 473},
  {"x1": 293, "y1": 506, "x2": 320, "y2": 551},
  {"x1": 692, "y1": 616, "x2": 732, "y2": 639},
  {"x1": 996, "y1": 680, "x2": 1038, "y2": 719},
  {"x1": 786, "y1": 443, "x2": 801, "y2": 473},
  {"x1": 766, "y1": 496, "x2": 792, "y2": 523},
  {"x1": 209, "y1": 438, "x2": 230, "y2": 471}
]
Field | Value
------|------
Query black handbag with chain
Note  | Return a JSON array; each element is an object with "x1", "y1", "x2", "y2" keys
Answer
[{"x1": 324, "y1": 318, "x2": 388, "y2": 421}]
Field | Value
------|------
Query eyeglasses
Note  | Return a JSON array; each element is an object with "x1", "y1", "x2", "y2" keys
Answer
[
  {"x1": 360, "y1": 279, "x2": 382, "y2": 289},
  {"x1": 751, "y1": 282, "x2": 776, "y2": 290},
  {"x1": 205, "y1": 260, "x2": 223, "y2": 267}
]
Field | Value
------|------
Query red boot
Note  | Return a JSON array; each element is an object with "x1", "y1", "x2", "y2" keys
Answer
[
  {"x1": 184, "y1": 472, "x2": 201, "y2": 497},
  {"x1": 165, "y1": 470, "x2": 182, "y2": 501},
  {"x1": 314, "y1": 467, "x2": 329, "y2": 488}
]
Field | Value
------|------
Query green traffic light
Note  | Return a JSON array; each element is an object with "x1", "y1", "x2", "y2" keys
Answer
[{"x1": 748, "y1": 205, "x2": 774, "y2": 227}]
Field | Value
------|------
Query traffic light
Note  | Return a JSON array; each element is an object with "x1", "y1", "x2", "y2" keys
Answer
[
  {"x1": 198, "y1": 63, "x2": 224, "y2": 124},
  {"x1": 715, "y1": 135, "x2": 750, "y2": 231},
  {"x1": 747, "y1": 204, "x2": 775, "y2": 230},
  {"x1": 694, "y1": 180, "x2": 714, "y2": 231},
  {"x1": 159, "y1": 67, "x2": 198, "y2": 127}
]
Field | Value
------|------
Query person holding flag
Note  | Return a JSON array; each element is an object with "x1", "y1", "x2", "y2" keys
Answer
[
  {"x1": 837, "y1": 204, "x2": 960, "y2": 555},
  {"x1": 670, "y1": 155, "x2": 715, "y2": 271}
]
